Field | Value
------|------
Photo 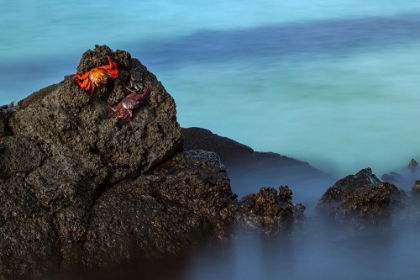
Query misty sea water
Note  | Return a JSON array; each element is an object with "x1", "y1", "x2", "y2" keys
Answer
[{"x1": 2, "y1": 2, "x2": 420, "y2": 279}]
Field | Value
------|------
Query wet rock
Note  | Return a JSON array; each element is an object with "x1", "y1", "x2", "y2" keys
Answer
[
  {"x1": 316, "y1": 168, "x2": 407, "y2": 228},
  {"x1": 0, "y1": 45, "x2": 305, "y2": 279},
  {"x1": 412, "y1": 180, "x2": 420, "y2": 196},
  {"x1": 0, "y1": 102, "x2": 15, "y2": 117},
  {"x1": 181, "y1": 128, "x2": 310, "y2": 235},
  {"x1": 182, "y1": 127, "x2": 254, "y2": 162},
  {"x1": 69, "y1": 150, "x2": 237, "y2": 270},
  {"x1": 0, "y1": 121, "x2": 4, "y2": 138},
  {"x1": 0, "y1": 102, "x2": 15, "y2": 138},
  {"x1": 381, "y1": 159, "x2": 420, "y2": 189},
  {"x1": 407, "y1": 180, "x2": 420, "y2": 224},
  {"x1": 408, "y1": 158, "x2": 418, "y2": 169},
  {"x1": 182, "y1": 127, "x2": 335, "y2": 199},
  {"x1": 0, "y1": 45, "x2": 234, "y2": 279},
  {"x1": 237, "y1": 186, "x2": 305, "y2": 235}
]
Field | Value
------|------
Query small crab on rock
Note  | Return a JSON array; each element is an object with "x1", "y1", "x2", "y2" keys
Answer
[
  {"x1": 129, "y1": 67, "x2": 145, "y2": 92},
  {"x1": 108, "y1": 85, "x2": 149, "y2": 121},
  {"x1": 75, "y1": 56, "x2": 118, "y2": 96}
]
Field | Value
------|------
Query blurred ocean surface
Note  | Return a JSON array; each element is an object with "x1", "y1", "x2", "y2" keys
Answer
[
  {"x1": 1, "y1": 1, "x2": 420, "y2": 178},
  {"x1": 2, "y1": 1, "x2": 420, "y2": 280}
]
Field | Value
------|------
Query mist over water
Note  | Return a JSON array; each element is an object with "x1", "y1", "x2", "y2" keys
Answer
[
  {"x1": 2, "y1": 2, "x2": 420, "y2": 279},
  {"x1": 41, "y1": 220, "x2": 420, "y2": 280}
]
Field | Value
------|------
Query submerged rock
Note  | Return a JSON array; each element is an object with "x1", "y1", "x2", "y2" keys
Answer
[
  {"x1": 66, "y1": 150, "x2": 238, "y2": 270},
  {"x1": 316, "y1": 168, "x2": 407, "y2": 228},
  {"x1": 237, "y1": 186, "x2": 305, "y2": 235},
  {"x1": 381, "y1": 158, "x2": 420, "y2": 189},
  {"x1": 412, "y1": 180, "x2": 420, "y2": 196},
  {"x1": 182, "y1": 127, "x2": 312, "y2": 234},
  {"x1": 182, "y1": 127, "x2": 335, "y2": 200},
  {"x1": 407, "y1": 180, "x2": 420, "y2": 225}
]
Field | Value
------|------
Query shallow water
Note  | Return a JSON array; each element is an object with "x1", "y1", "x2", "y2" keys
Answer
[
  {"x1": 41, "y1": 222, "x2": 420, "y2": 280},
  {"x1": 2, "y1": 1, "x2": 420, "y2": 279},
  {"x1": 183, "y1": 225, "x2": 420, "y2": 280}
]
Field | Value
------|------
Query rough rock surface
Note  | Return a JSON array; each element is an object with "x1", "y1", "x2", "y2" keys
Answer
[
  {"x1": 12, "y1": 46, "x2": 182, "y2": 184},
  {"x1": 381, "y1": 158, "x2": 420, "y2": 189},
  {"x1": 0, "y1": 45, "x2": 306, "y2": 279},
  {"x1": 0, "y1": 45, "x2": 238, "y2": 279},
  {"x1": 182, "y1": 127, "x2": 335, "y2": 201},
  {"x1": 316, "y1": 168, "x2": 407, "y2": 228},
  {"x1": 381, "y1": 159, "x2": 420, "y2": 225},
  {"x1": 63, "y1": 150, "x2": 238, "y2": 270},
  {"x1": 412, "y1": 179, "x2": 420, "y2": 196},
  {"x1": 406, "y1": 179, "x2": 420, "y2": 225},
  {"x1": 237, "y1": 186, "x2": 305, "y2": 235}
]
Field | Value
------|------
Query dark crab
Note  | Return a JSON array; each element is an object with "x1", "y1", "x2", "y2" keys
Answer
[
  {"x1": 108, "y1": 85, "x2": 149, "y2": 121},
  {"x1": 129, "y1": 67, "x2": 145, "y2": 92}
]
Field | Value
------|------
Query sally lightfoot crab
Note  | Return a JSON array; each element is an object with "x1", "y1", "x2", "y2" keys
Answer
[
  {"x1": 75, "y1": 56, "x2": 118, "y2": 95},
  {"x1": 108, "y1": 85, "x2": 149, "y2": 121}
]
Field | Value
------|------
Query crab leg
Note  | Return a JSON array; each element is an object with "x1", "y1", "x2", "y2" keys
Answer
[{"x1": 125, "y1": 85, "x2": 149, "y2": 100}]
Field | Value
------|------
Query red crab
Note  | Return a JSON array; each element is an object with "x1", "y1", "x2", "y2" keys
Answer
[
  {"x1": 75, "y1": 56, "x2": 118, "y2": 95},
  {"x1": 108, "y1": 85, "x2": 149, "y2": 120}
]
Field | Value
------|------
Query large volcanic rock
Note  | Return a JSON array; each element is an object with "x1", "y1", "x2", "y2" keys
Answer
[
  {"x1": 11, "y1": 46, "x2": 182, "y2": 183},
  {"x1": 0, "y1": 45, "x2": 238, "y2": 279},
  {"x1": 0, "y1": 45, "x2": 307, "y2": 279},
  {"x1": 316, "y1": 168, "x2": 407, "y2": 227}
]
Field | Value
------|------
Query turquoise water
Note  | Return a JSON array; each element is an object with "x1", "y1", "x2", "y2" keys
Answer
[{"x1": 1, "y1": 1, "x2": 420, "y2": 177}]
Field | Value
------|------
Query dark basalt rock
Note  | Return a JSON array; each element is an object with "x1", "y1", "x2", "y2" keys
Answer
[
  {"x1": 237, "y1": 186, "x2": 305, "y2": 235},
  {"x1": 0, "y1": 45, "x2": 304, "y2": 279},
  {"x1": 381, "y1": 158, "x2": 420, "y2": 189},
  {"x1": 316, "y1": 168, "x2": 407, "y2": 228},
  {"x1": 412, "y1": 179, "x2": 420, "y2": 196},
  {"x1": 182, "y1": 127, "x2": 335, "y2": 200},
  {"x1": 63, "y1": 150, "x2": 238, "y2": 270},
  {"x1": 408, "y1": 180, "x2": 420, "y2": 224},
  {"x1": 12, "y1": 45, "x2": 182, "y2": 184},
  {"x1": 182, "y1": 127, "x2": 255, "y2": 163},
  {"x1": 181, "y1": 127, "x2": 321, "y2": 234},
  {"x1": 382, "y1": 159, "x2": 420, "y2": 226},
  {"x1": 0, "y1": 45, "x2": 236, "y2": 279}
]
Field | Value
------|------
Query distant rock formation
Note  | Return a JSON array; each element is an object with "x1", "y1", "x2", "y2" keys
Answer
[
  {"x1": 237, "y1": 186, "x2": 305, "y2": 235},
  {"x1": 381, "y1": 158, "x2": 420, "y2": 189},
  {"x1": 182, "y1": 127, "x2": 335, "y2": 198},
  {"x1": 316, "y1": 168, "x2": 407, "y2": 228}
]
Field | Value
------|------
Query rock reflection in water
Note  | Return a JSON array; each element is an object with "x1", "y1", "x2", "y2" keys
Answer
[{"x1": 41, "y1": 222, "x2": 420, "y2": 280}]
